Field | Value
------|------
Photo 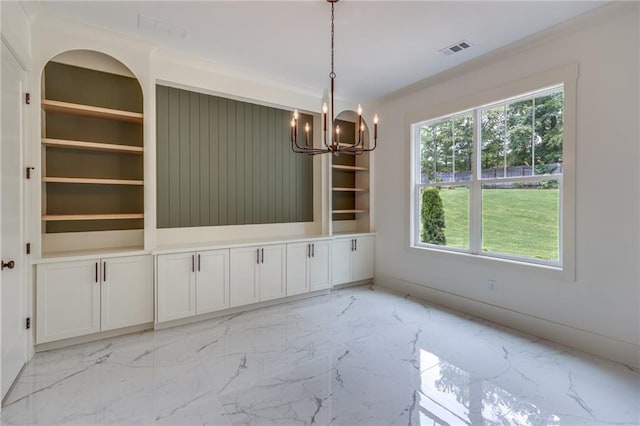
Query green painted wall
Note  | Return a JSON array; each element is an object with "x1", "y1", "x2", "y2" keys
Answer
[{"x1": 156, "y1": 85, "x2": 314, "y2": 228}]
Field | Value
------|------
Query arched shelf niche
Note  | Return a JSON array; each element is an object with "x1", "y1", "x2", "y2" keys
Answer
[
  {"x1": 331, "y1": 109, "x2": 371, "y2": 234},
  {"x1": 41, "y1": 50, "x2": 145, "y2": 254}
]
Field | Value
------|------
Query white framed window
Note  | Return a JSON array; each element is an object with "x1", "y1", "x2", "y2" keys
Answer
[{"x1": 411, "y1": 85, "x2": 568, "y2": 268}]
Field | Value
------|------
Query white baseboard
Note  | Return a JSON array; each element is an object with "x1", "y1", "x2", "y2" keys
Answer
[
  {"x1": 376, "y1": 275, "x2": 640, "y2": 370},
  {"x1": 155, "y1": 289, "x2": 331, "y2": 330},
  {"x1": 34, "y1": 323, "x2": 153, "y2": 353}
]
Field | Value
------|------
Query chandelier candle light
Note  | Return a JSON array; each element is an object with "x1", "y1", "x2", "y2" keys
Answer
[{"x1": 291, "y1": 0, "x2": 379, "y2": 155}]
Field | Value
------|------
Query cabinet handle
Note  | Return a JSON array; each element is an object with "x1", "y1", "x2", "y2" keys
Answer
[
  {"x1": 351, "y1": 239, "x2": 354, "y2": 251},
  {"x1": 312, "y1": 243, "x2": 315, "y2": 257},
  {"x1": 95, "y1": 262, "x2": 98, "y2": 283},
  {"x1": 192, "y1": 254, "x2": 195, "y2": 273},
  {"x1": 257, "y1": 248, "x2": 260, "y2": 264},
  {"x1": 355, "y1": 239, "x2": 357, "y2": 251},
  {"x1": 103, "y1": 261, "x2": 107, "y2": 282},
  {"x1": 261, "y1": 248, "x2": 264, "y2": 264},
  {"x1": 198, "y1": 254, "x2": 201, "y2": 272},
  {"x1": 307, "y1": 244, "x2": 311, "y2": 258}
]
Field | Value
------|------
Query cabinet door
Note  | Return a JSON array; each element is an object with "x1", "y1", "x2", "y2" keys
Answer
[
  {"x1": 309, "y1": 240, "x2": 331, "y2": 291},
  {"x1": 230, "y1": 247, "x2": 260, "y2": 307},
  {"x1": 352, "y1": 236, "x2": 375, "y2": 282},
  {"x1": 259, "y1": 244, "x2": 286, "y2": 302},
  {"x1": 332, "y1": 238, "x2": 353, "y2": 285},
  {"x1": 101, "y1": 255, "x2": 153, "y2": 331},
  {"x1": 157, "y1": 252, "x2": 196, "y2": 322},
  {"x1": 36, "y1": 260, "x2": 100, "y2": 344},
  {"x1": 286, "y1": 242, "x2": 309, "y2": 296},
  {"x1": 196, "y1": 249, "x2": 230, "y2": 315}
]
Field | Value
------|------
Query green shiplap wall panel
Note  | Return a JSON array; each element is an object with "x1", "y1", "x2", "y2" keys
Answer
[
  {"x1": 236, "y1": 102, "x2": 245, "y2": 225},
  {"x1": 218, "y1": 97, "x2": 228, "y2": 226},
  {"x1": 168, "y1": 87, "x2": 181, "y2": 228},
  {"x1": 157, "y1": 86, "x2": 170, "y2": 228},
  {"x1": 209, "y1": 96, "x2": 220, "y2": 226},
  {"x1": 199, "y1": 94, "x2": 210, "y2": 225},
  {"x1": 189, "y1": 91, "x2": 200, "y2": 227},
  {"x1": 156, "y1": 85, "x2": 313, "y2": 228},
  {"x1": 244, "y1": 105, "x2": 253, "y2": 224}
]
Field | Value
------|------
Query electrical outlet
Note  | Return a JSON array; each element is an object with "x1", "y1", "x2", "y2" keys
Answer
[{"x1": 488, "y1": 280, "x2": 497, "y2": 291}]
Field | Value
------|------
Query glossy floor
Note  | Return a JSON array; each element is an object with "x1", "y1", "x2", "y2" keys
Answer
[{"x1": 2, "y1": 285, "x2": 638, "y2": 425}]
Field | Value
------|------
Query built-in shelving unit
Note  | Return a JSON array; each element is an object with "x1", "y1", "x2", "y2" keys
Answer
[
  {"x1": 41, "y1": 57, "x2": 144, "y2": 247},
  {"x1": 331, "y1": 115, "x2": 371, "y2": 233}
]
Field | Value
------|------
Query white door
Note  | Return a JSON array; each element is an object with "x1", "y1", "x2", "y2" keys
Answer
[
  {"x1": 101, "y1": 255, "x2": 153, "y2": 331},
  {"x1": 1, "y1": 42, "x2": 27, "y2": 398},
  {"x1": 286, "y1": 242, "x2": 309, "y2": 296},
  {"x1": 309, "y1": 240, "x2": 331, "y2": 291},
  {"x1": 157, "y1": 252, "x2": 196, "y2": 322},
  {"x1": 352, "y1": 236, "x2": 375, "y2": 282},
  {"x1": 332, "y1": 238, "x2": 353, "y2": 285},
  {"x1": 196, "y1": 249, "x2": 229, "y2": 315},
  {"x1": 229, "y1": 247, "x2": 259, "y2": 307},
  {"x1": 36, "y1": 260, "x2": 101, "y2": 344},
  {"x1": 259, "y1": 244, "x2": 286, "y2": 302}
]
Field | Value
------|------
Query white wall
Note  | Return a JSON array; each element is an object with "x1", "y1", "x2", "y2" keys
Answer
[
  {"x1": 1, "y1": 1, "x2": 31, "y2": 66},
  {"x1": 373, "y1": 3, "x2": 639, "y2": 368}
]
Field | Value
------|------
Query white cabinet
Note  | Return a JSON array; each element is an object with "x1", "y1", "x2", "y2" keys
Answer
[
  {"x1": 287, "y1": 240, "x2": 331, "y2": 296},
  {"x1": 332, "y1": 235, "x2": 374, "y2": 286},
  {"x1": 157, "y1": 252, "x2": 196, "y2": 322},
  {"x1": 36, "y1": 255, "x2": 152, "y2": 344},
  {"x1": 101, "y1": 256, "x2": 153, "y2": 331},
  {"x1": 230, "y1": 244, "x2": 286, "y2": 307},
  {"x1": 156, "y1": 249, "x2": 229, "y2": 323},
  {"x1": 197, "y1": 250, "x2": 230, "y2": 315}
]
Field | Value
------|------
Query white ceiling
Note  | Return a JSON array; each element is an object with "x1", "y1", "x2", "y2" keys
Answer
[{"x1": 23, "y1": 1, "x2": 608, "y2": 102}]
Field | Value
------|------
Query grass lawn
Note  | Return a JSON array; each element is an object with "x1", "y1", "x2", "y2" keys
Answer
[{"x1": 435, "y1": 187, "x2": 559, "y2": 260}]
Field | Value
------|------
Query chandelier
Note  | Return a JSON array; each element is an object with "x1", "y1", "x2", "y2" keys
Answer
[{"x1": 290, "y1": 0, "x2": 378, "y2": 155}]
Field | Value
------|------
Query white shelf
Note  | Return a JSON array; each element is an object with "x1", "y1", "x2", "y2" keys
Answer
[
  {"x1": 42, "y1": 138, "x2": 143, "y2": 154},
  {"x1": 41, "y1": 99, "x2": 143, "y2": 124},
  {"x1": 332, "y1": 165, "x2": 369, "y2": 172},
  {"x1": 332, "y1": 209, "x2": 368, "y2": 214},
  {"x1": 332, "y1": 187, "x2": 368, "y2": 192},
  {"x1": 43, "y1": 177, "x2": 144, "y2": 186},
  {"x1": 42, "y1": 213, "x2": 144, "y2": 222}
]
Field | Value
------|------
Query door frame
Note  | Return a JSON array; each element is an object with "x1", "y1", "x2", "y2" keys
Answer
[{"x1": 1, "y1": 36, "x2": 32, "y2": 401}]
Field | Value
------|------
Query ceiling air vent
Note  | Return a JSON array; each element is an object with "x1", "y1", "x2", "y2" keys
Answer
[
  {"x1": 137, "y1": 14, "x2": 188, "y2": 41},
  {"x1": 439, "y1": 40, "x2": 472, "y2": 56}
]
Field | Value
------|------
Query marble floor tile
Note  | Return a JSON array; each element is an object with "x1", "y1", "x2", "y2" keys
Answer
[{"x1": 2, "y1": 285, "x2": 638, "y2": 425}]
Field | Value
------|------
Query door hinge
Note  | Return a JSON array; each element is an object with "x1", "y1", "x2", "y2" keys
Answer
[
  {"x1": 25, "y1": 93, "x2": 30, "y2": 105},
  {"x1": 26, "y1": 243, "x2": 31, "y2": 255},
  {"x1": 25, "y1": 317, "x2": 31, "y2": 330},
  {"x1": 26, "y1": 167, "x2": 34, "y2": 179}
]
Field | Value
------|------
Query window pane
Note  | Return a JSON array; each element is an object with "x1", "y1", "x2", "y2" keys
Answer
[
  {"x1": 480, "y1": 89, "x2": 564, "y2": 179},
  {"x1": 419, "y1": 186, "x2": 469, "y2": 249},
  {"x1": 480, "y1": 105, "x2": 508, "y2": 178},
  {"x1": 420, "y1": 114, "x2": 473, "y2": 184},
  {"x1": 533, "y1": 91, "x2": 563, "y2": 176},
  {"x1": 482, "y1": 181, "x2": 559, "y2": 261}
]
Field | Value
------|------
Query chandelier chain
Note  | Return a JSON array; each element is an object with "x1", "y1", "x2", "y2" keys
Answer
[{"x1": 330, "y1": 1, "x2": 335, "y2": 79}]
